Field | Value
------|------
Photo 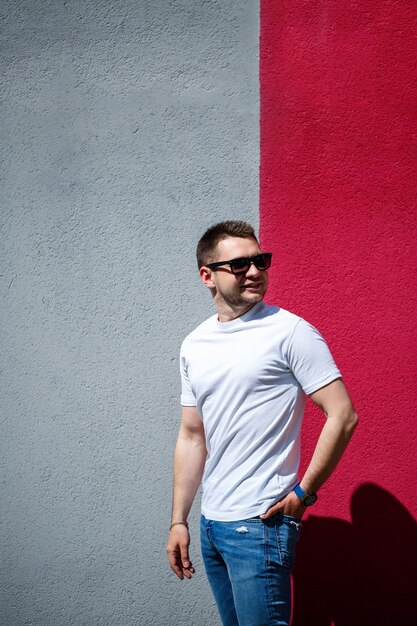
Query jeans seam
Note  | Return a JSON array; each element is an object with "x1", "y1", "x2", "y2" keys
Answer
[
  {"x1": 202, "y1": 517, "x2": 216, "y2": 550},
  {"x1": 265, "y1": 521, "x2": 280, "y2": 625},
  {"x1": 274, "y1": 520, "x2": 287, "y2": 568},
  {"x1": 206, "y1": 526, "x2": 212, "y2": 548},
  {"x1": 264, "y1": 522, "x2": 273, "y2": 624},
  {"x1": 264, "y1": 520, "x2": 270, "y2": 567}
]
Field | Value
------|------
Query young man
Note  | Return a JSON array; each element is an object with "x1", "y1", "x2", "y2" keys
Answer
[{"x1": 166, "y1": 220, "x2": 358, "y2": 626}]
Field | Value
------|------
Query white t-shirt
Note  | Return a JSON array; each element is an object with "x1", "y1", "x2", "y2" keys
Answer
[{"x1": 180, "y1": 302, "x2": 341, "y2": 522}]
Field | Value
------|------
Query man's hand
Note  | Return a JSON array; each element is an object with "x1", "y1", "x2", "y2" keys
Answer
[
  {"x1": 166, "y1": 525, "x2": 196, "y2": 580},
  {"x1": 260, "y1": 490, "x2": 306, "y2": 520}
]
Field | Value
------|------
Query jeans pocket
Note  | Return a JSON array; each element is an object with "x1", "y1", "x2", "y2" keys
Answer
[{"x1": 274, "y1": 515, "x2": 301, "y2": 569}]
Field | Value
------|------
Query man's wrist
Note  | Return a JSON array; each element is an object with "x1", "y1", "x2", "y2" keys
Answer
[
  {"x1": 293, "y1": 482, "x2": 318, "y2": 507},
  {"x1": 169, "y1": 520, "x2": 189, "y2": 531}
]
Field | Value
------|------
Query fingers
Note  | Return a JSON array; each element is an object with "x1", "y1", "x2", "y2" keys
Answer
[
  {"x1": 180, "y1": 545, "x2": 193, "y2": 576},
  {"x1": 166, "y1": 528, "x2": 195, "y2": 580},
  {"x1": 167, "y1": 547, "x2": 194, "y2": 579},
  {"x1": 260, "y1": 502, "x2": 282, "y2": 520},
  {"x1": 182, "y1": 563, "x2": 195, "y2": 580},
  {"x1": 260, "y1": 492, "x2": 306, "y2": 520},
  {"x1": 260, "y1": 491, "x2": 294, "y2": 519},
  {"x1": 169, "y1": 554, "x2": 185, "y2": 579}
]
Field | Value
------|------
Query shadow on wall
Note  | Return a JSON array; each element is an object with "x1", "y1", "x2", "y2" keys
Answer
[{"x1": 292, "y1": 484, "x2": 417, "y2": 626}]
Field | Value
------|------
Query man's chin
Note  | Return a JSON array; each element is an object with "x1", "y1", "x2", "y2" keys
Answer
[
  {"x1": 240, "y1": 291, "x2": 265, "y2": 304},
  {"x1": 220, "y1": 287, "x2": 266, "y2": 308},
  {"x1": 244, "y1": 284, "x2": 267, "y2": 297}
]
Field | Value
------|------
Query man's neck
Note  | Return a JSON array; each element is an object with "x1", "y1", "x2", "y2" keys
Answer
[{"x1": 215, "y1": 302, "x2": 259, "y2": 323}]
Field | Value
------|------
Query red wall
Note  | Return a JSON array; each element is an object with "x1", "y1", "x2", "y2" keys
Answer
[
  {"x1": 260, "y1": 3, "x2": 417, "y2": 621},
  {"x1": 260, "y1": 0, "x2": 417, "y2": 521}
]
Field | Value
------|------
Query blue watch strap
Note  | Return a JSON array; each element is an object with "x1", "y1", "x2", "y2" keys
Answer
[
  {"x1": 293, "y1": 482, "x2": 318, "y2": 506},
  {"x1": 293, "y1": 482, "x2": 305, "y2": 500}
]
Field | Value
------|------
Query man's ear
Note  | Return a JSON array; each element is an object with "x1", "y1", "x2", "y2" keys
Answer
[{"x1": 199, "y1": 266, "x2": 216, "y2": 289}]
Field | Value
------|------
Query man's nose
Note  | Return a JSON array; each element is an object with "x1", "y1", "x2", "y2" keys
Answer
[{"x1": 246, "y1": 260, "x2": 261, "y2": 277}]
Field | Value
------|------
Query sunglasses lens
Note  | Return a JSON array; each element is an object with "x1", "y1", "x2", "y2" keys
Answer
[
  {"x1": 230, "y1": 258, "x2": 250, "y2": 274},
  {"x1": 254, "y1": 254, "x2": 272, "y2": 270}
]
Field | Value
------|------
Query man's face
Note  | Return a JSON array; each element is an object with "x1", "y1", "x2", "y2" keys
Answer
[{"x1": 205, "y1": 236, "x2": 269, "y2": 308}]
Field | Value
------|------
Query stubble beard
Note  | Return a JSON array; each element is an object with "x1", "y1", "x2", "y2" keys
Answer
[{"x1": 220, "y1": 285, "x2": 266, "y2": 309}]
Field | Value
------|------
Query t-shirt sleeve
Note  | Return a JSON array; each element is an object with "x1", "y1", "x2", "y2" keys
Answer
[
  {"x1": 285, "y1": 318, "x2": 341, "y2": 395},
  {"x1": 180, "y1": 345, "x2": 197, "y2": 406}
]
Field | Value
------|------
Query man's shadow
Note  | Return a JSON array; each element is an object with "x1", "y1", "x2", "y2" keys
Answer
[{"x1": 292, "y1": 483, "x2": 417, "y2": 626}]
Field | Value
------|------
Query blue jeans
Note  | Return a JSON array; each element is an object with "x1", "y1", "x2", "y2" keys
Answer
[{"x1": 200, "y1": 514, "x2": 302, "y2": 626}]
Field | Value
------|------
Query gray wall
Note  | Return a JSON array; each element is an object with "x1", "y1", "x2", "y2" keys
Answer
[{"x1": 1, "y1": 1, "x2": 259, "y2": 624}]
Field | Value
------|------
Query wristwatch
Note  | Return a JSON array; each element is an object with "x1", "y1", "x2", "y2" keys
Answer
[{"x1": 293, "y1": 482, "x2": 318, "y2": 506}]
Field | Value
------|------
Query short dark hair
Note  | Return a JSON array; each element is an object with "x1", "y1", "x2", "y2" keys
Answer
[{"x1": 196, "y1": 220, "x2": 258, "y2": 268}]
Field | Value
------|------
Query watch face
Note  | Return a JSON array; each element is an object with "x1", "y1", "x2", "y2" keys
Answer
[{"x1": 303, "y1": 493, "x2": 318, "y2": 506}]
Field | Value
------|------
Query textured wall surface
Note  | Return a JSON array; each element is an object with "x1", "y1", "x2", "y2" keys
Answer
[
  {"x1": 260, "y1": 2, "x2": 417, "y2": 624},
  {"x1": 0, "y1": 1, "x2": 259, "y2": 624}
]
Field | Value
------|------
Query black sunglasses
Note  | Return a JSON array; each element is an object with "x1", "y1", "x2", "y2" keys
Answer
[{"x1": 206, "y1": 253, "x2": 272, "y2": 275}]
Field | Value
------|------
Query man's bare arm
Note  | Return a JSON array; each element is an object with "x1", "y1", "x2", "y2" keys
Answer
[
  {"x1": 261, "y1": 378, "x2": 358, "y2": 519},
  {"x1": 166, "y1": 406, "x2": 207, "y2": 580}
]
